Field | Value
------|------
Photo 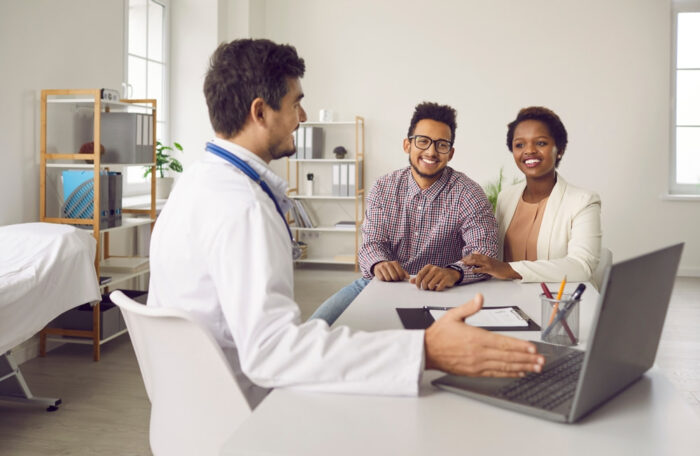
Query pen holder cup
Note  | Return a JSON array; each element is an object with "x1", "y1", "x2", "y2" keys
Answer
[{"x1": 540, "y1": 293, "x2": 580, "y2": 346}]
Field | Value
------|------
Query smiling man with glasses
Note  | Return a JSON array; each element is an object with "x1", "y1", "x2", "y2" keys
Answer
[{"x1": 310, "y1": 102, "x2": 499, "y2": 325}]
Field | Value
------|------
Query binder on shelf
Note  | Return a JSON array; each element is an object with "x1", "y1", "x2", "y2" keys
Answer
[
  {"x1": 92, "y1": 112, "x2": 153, "y2": 163},
  {"x1": 332, "y1": 164, "x2": 341, "y2": 196},
  {"x1": 339, "y1": 163, "x2": 349, "y2": 196},
  {"x1": 107, "y1": 171, "x2": 123, "y2": 228},
  {"x1": 294, "y1": 200, "x2": 315, "y2": 228},
  {"x1": 297, "y1": 127, "x2": 306, "y2": 159},
  {"x1": 348, "y1": 163, "x2": 356, "y2": 196},
  {"x1": 305, "y1": 126, "x2": 323, "y2": 159}
]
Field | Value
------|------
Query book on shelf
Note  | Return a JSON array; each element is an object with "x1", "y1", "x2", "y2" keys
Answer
[
  {"x1": 290, "y1": 200, "x2": 317, "y2": 228},
  {"x1": 99, "y1": 276, "x2": 112, "y2": 285},
  {"x1": 100, "y1": 256, "x2": 150, "y2": 273},
  {"x1": 334, "y1": 220, "x2": 356, "y2": 230}
]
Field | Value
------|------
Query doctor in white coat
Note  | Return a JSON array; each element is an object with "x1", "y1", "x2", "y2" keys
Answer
[
  {"x1": 147, "y1": 39, "x2": 544, "y2": 409},
  {"x1": 463, "y1": 106, "x2": 601, "y2": 283}
]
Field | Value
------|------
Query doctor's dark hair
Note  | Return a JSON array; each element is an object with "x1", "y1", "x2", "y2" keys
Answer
[
  {"x1": 203, "y1": 39, "x2": 306, "y2": 137},
  {"x1": 506, "y1": 106, "x2": 568, "y2": 166},
  {"x1": 407, "y1": 102, "x2": 457, "y2": 143}
]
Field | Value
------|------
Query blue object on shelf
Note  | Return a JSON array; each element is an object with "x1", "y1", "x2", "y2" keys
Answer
[{"x1": 61, "y1": 170, "x2": 110, "y2": 228}]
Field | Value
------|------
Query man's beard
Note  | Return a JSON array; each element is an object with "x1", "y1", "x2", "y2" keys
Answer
[
  {"x1": 408, "y1": 155, "x2": 444, "y2": 180},
  {"x1": 270, "y1": 146, "x2": 296, "y2": 160}
]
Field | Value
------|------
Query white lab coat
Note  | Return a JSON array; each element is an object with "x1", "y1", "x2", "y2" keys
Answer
[
  {"x1": 496, "y1": 174, "x2": 602, "y2": 283},
  {"x1": 148, "y1": 138, "x2": 424, "y2": 408}
]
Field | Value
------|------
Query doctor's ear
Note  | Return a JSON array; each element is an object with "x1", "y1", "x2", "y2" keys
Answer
[{"x1": 250, "y1": 98, "x2": 266, "y2": 124}]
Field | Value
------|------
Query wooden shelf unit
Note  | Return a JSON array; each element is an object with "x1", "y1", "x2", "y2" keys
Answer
[
  {"x1": 286, "y1": 116, "x2": 365, "y2": 271},
  {"x1": 38, "y1": 89, "x2": 157, "y2": 361}
]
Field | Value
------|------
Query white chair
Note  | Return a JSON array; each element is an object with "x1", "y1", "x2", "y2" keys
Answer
[
  {"x1": 591, "y1": 247, "x2": 613, "y2": 291},
  {"x1": 110, "y1": 291, "x2": 251, "y2": 456}
]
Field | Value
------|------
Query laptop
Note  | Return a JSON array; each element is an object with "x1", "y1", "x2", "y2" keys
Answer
[{"x1": 432, "y1": 243, "x2": 684, "y2": 423}]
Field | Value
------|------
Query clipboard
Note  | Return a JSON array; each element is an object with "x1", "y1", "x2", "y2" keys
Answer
[{"x1": 395, "y1": 306, "x2": 540, "y2": 331}]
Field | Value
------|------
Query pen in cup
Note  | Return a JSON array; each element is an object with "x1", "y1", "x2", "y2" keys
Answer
[
  {"x1": 542, "y1": 284, "x2": 586, "y2": 341},
  {"x1": 548, "y1": 275, "x2": 568, "y2": 325},
  {"x1": 541, "y1": 282, "x2": 577, "y2": 345}
]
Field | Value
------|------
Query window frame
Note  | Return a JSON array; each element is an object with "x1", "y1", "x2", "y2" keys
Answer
[
  {"x1": 123, "y1": 0, "x2": 170, "y2": 197},
  {"x1": 670, "y1": 0, "x2": 700, "y2": 196}
]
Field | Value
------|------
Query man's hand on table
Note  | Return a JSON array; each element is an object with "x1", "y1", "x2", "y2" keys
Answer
[
  {"x1": 424, "y1": 293, "x2": 544, "y2": 377},
  {"x1": 410, "y1": 264, "x2": 460, "y2": 291},
  {"x1": 373, "y1": 261, "x2": 410, "y2": 282}
]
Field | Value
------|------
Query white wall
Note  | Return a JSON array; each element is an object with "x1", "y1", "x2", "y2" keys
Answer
[
  {"x1": 0, "y1": 0, "x2": 125, "y2": 226},
  {"x1": 169, "y1": 0, "x2": 219, "y2": 172},
  {"x1": 255, "y1": 0, "x2": 699, "y2": 275},
  {"x1": 2, "y1": 0, "x2": 697, "y2": 275}
]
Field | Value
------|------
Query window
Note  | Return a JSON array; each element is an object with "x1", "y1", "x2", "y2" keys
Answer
[
  {"x1": 671, "y1": 1, "x2": 700, "y2": 195},
  {"x1": 125, "y1": 0, "x2": 169, "y2": 194}
]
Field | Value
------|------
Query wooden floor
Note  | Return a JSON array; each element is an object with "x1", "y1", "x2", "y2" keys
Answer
[{"x1": 1, "y1": 270, "x2": 698, "y2": 455}]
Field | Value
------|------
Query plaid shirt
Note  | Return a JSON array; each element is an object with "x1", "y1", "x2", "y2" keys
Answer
[{"x1": 359, "y1": 166, "x2": 498, "y2": 284}]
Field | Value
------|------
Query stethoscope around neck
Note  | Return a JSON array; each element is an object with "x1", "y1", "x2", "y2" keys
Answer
[{"x1": 205, "y1": 141, "x2": 302, "y2": 260}]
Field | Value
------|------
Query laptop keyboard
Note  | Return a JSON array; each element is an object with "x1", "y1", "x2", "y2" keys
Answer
[{"x1": 497, "y1": 350, "x2": 585, "y2": 410}]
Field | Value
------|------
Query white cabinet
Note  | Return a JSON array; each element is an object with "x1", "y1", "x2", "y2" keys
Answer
[
  {"x1": 38, "y1": 89, "x2": 157, "y2": 361},
  {"x1": 286, "y1": 117, "x2": 365, "y2": 271}
]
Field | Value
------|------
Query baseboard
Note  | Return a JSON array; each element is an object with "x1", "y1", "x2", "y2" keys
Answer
[
  {"x1": 678, "y1": 267, "x2": 700, "y2": 278},
  {"x1": 10, "y1": 335, "x2": 65, "y2": 365},
  {"x1": 10, "y1": 336, "x2": 40, "y2": 365}
]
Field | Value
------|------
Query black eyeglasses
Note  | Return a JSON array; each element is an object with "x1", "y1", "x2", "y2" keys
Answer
[{"x1": 408, "y1": 135, "x2": 453, "y2": 154}]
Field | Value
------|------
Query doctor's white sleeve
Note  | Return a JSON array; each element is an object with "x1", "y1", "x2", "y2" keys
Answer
[{"x1": 210, "y1": 200, "x2": 424, "y2": 396}]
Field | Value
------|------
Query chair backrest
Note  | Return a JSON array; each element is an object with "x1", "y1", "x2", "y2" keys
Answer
[
  {"x1": 591, "y1": 247, "x2": 613, "y2": 291},
  {"x1": 110, "y1": 291, "x2": 251, "y2": 456}
]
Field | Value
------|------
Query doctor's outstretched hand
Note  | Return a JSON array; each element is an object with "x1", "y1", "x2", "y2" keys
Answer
[{"x1": 424, "y1": 293, "x2": 544, "y2": 377}]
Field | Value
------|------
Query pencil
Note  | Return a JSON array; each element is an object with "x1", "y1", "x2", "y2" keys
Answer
[
  {"x1": 548, "y1": 275, "x2": 567, "y2": 325},
  {"x1": 541, "y1": 282, "x2": 577, "y2": 344}
]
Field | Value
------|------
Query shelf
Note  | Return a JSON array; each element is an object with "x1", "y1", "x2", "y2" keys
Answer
[
  {"x1": 46, "y1": 162, "x2": 155, "y2": 168},
  {"x1": 46, "y1": 97, "x2": 155, "y2": 111},
  {"x1": 290, "y1": 158, "x2": 358, "y2": 163},
  {"x1": 295, "y1": 257, "x2": 355, "y2": 265},
  {"x1": 71, "y1": 216, "x2": 155, "y2": 233},
  {"x1": 289, "y1": 195, "x2": 357, "y2": 200},
  {"x1": 290, "y1": 226, "x2": 357, "y2": 233},
  {"x1": 39, "y1": 90, "x2": 158, "y2": 361},
  {"x1": 99, "y1": 268, "x2": 150, "y2": 290}
]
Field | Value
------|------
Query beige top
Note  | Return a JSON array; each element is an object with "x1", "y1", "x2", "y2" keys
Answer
[{"x1": 503, "y1": 196, "x2": 549, "y2": 262}]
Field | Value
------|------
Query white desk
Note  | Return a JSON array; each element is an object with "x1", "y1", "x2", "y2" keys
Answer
[{"x1": 222, "y1": 279, "x2": 700, "y2": 455}]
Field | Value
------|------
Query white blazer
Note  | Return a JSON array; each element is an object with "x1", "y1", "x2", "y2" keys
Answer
[{"x1": 496, "y1": 174, "x2": 601, "y2": 283}]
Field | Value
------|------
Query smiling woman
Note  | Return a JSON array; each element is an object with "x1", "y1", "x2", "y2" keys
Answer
[{"x1": 462, "y1": 106, "x2": 602, "y2": 283}]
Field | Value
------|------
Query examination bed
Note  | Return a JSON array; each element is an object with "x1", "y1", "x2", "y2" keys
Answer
[{"x1": 0, "y1": 222, "x2": 100, "y2": 410}]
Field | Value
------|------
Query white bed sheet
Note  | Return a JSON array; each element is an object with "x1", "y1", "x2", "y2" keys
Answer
[{"x1": 0, "y1": 223, "x2": 100, "y2": 354}]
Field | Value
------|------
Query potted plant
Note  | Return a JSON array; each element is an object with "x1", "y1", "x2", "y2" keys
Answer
[{"x1": 144, "y1": 141, "x2": 184, "y2": 199}]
